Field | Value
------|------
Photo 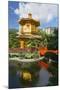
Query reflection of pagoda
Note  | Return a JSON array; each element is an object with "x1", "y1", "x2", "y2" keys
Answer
[{"x1": 18, "y1": 13, "x2": 41, "y2": 48}]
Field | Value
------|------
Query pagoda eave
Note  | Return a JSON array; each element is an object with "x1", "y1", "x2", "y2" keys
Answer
[
  {"x1": 18, "y1": 18, "x2": 40, "y2": 26},
  {"x1": 18, "y1": 34, "x2": 41, "y2": 39}
]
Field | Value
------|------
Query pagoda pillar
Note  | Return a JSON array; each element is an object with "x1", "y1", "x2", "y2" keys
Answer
[{"x1": 20, "y1": 40, "x2": 25, "y2": 48}]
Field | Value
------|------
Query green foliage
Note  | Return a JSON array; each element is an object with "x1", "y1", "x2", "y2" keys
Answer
[
  {"x1": 9, "y1": 53, "x2": 19, "y2": 58},
  {"x1": 19, "y1": 50, "x2": 39, "y2": 59},
  {"x1": 26, "y1": 30, "x2": 48, "y2": 48},
  {"x1": 9, "y1": 28, "x2": 58, "y2": 50},
  {"x1": 38, "y1": 28, "x2": 58, "y2": 50},
  {"x1": 9, "y1": 29, "x2": 19, "y2": 48},
  {"x1": 48, "y1": 65, "x2": 58, "y2": 86},
  {"x1": 25, "y1": 52, "x2": 33, "y2": 59},
  {"x1": 36, "y1": 29, "x2": 48, "y2": 47},
  {"x1": 47, "y1": 28, "x2": 58, "y2": 50},
  {"x1": 19, "y1": 51, "x2": 25, "y2": 59},
  {"x1": 26, "y1": 39, "x2": 40, "y2": 48}
]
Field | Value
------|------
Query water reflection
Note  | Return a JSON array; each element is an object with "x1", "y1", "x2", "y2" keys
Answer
[
  {"x1": 9, "y1": 63, "x2": 51, "y2": 88},
  {"x1": 36, "y1": 67, "x2": 50, "y2": 86}
]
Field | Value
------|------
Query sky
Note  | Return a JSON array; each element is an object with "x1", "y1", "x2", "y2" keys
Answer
[{"x1": 8, "y1": 1, "x2": 59, "y2": 29}]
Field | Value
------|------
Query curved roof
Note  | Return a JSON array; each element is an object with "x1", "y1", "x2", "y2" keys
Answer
[{"x1": 18, "y1": 18, "x2": 40, "y2": 26}]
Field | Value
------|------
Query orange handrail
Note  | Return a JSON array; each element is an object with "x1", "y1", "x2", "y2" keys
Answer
[{"x1": 39, "y1": 47, "x2": 58, "y2": 56}]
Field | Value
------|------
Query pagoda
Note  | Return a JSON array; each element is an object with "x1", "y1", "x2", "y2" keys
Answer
[{"x1": 18, "y1": 13, "x2": 41, "y2": 49}]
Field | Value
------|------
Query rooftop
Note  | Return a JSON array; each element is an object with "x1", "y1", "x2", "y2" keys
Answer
[{"x1": 18, "y1": 13, "x2": 40, "y2": 26}]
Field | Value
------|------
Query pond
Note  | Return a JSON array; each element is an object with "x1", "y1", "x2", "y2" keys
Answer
[{"x1": 9, "y1": 61, "x2": 58, "y2": 89}]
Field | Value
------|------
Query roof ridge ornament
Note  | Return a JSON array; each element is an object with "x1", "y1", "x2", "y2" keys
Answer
[{"x1": 28, "y1": 13, "x2": 32, "y2": 19}]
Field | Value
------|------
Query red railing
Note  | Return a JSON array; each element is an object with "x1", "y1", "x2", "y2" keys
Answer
[
  {"x1": 9, "y1": 47, "x2": 58, "y2": 56},
  {"x1": 39, "y1": 47, "x2": 58, "y2": 56}
]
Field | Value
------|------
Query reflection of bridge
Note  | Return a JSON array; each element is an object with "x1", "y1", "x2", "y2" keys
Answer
[{"x1": 9, "y1": 57, "x2": 44, "y2": 63}]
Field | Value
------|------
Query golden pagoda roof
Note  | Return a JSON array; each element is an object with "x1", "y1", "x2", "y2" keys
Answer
[{"x1": 18, "y1": 13, "x2": 40, "y2": 26}]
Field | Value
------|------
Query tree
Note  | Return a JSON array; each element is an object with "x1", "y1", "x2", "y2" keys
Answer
[
  {"x1": 9, "y1": 29, "x2": 19, "y2": 48},
  {"x1": 26, "y1": 29, "x2": 48, "y2": 49},
  {"x1": 47, "y1": 28, "x2": 58, "y2": 50}
]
